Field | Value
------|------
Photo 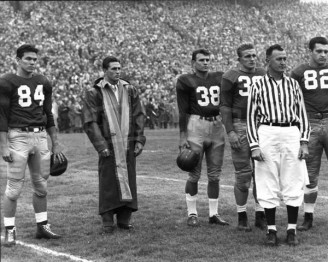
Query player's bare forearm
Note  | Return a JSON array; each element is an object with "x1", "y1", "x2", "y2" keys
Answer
[
  {"x1": 220, "y1": 106, "x2": 234, "y2": 134},
  {"x1": 0, "y1": 131, "x2": 12, "y2": 162}
]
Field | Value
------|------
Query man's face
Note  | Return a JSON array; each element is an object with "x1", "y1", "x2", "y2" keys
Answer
[
  {"x1": 17, "y1": 52, "x2": 37, "y2": 73},
  {"x1": 268, "y1": 50, "x2": 287, "y2": 74},
  {"x1": 104, "y1": 61, "x2": 121, "y2": 83},
  {"x1": 193, "y1": 54, "x2": 210, "y2": 73},
  {"x1": 310, "y1": 43, "x2": 328, "y2": 67},
  {"x1": 239, "y1": 49, "x2": 257, "y2": 71}
]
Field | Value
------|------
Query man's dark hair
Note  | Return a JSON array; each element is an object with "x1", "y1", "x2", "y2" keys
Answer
[
  {"x1": 266, "y1": 44, "x2": 284, "y2": 59},
  {"x1": 191, "y1": 49, "x2": 211, "y2": 61},
  {"x1": 237, "y1": 43, "x2": 255, "y2": 58},
  {"x1": 308, "y1": 36, "x2": 328, "y2": 51},
  {"x1": 102, "y1": 56, "x2": 121, "y2": 70},
  {"x1": 16, "y1": 44, "x2": 39, "y2": 59}
]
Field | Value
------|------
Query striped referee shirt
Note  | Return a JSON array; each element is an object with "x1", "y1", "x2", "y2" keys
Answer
[{"x1": 247, "y1": 73, "x2": 310, "y2": 151}]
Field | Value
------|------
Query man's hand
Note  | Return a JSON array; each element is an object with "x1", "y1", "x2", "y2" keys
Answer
[
  {"x1": 1, "y1": 146, "x2": 13, "y2": 163},
  {"x1": 99, "y1": 148, "x2": 111, "y2": 158},
  {"x1": 52, "y1": 143, "x2": 66, "y2": 163},
  {"x1": 298, "y1": 143, "x2": 309, "y2": 160},
  {"x1": 251, "y1": 148, "x2": 265, "y2": 161},
  {"x1": 134, "y1": 142, "x2": 144, "y2": 157},
  {"x1": 228, "y1": 131, "x2": 241, "y2": 151},
  {"x1": 179, "y1": 137, "x2": 190, "y2": 151}
]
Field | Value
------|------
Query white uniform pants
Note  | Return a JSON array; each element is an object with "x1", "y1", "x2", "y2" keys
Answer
[{"x1": 255, "y1": 125, "x2": 309, "y2": 208}]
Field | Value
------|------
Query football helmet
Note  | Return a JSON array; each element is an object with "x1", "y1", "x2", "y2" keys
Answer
[
  {"x1": 176, "y1": 148, "x2": 200, "y2": 172},
  {"x1": 50, "y1": 153, "x2": 68, "y2": 176}
]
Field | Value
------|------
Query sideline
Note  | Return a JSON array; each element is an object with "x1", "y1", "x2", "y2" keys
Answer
[
  {"x1": 138, "y1": 175, "x2": 328, "y2": 200},
  {"x1": 0, "y1": 236, "x2": 94, "y2": 262}
]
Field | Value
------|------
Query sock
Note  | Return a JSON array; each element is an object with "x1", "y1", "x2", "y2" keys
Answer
[
  {"x1": 237, "y1": 204, "x2": 247, "y2": 213},
  {"x1": 304, "y1": 203, "x2": 315, "y2": 213},
  {"x1": 267, "y1": 225, "x2": 277, "y2": 232},
  {"x1": 209, "y1": 198, "x2": 218, "y2": 217},
  {"x1": 186, "y1": 194, "x2": 197, "y2": 216},
  {"x1": 287, "y1": 224, "x2": 297, "y2": 231},
  {"x1": 4, "y1": 217, "x2": 15, "y2": 228},
  {"x1": 264, "y1": 207, "x2": 276, "y2": 225},
  {"x1": 35, "y1": 212, "x2": 48, "y2": 225},
  {"x1": 255, "y1": 202, "x2": 264, "y2": 212},
  {"x1": 287, "y1": 205, "x2": 299, "y2": 224}
]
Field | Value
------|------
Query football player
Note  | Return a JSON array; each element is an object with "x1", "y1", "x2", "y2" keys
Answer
[
  {"x1": 176, "y1": 49, "x2": 228, "y2": 227},
  {"x1": 290, "y1": 36, "x2": 328, "y2": 231},
  {"x1": 220, "y1": 43, "x2": 266, "y2": 231},
  {"x1": 0, "y1": 44, "x2": 65, "y2": 247}
]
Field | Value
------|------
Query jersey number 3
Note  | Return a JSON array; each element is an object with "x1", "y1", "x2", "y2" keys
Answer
[
  {"x1": 197, "y1": 86, "x2": 220, "y2": 106},
  {"x1": 18, "y1": 85, "x2": 45, "y2": 107}
]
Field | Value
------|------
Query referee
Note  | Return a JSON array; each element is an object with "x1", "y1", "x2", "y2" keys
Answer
[{"x1": 247, "y1": 44, "x2": 310, "y2": 246}]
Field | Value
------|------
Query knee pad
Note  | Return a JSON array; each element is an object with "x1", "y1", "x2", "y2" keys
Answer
[
  {"x1": 208, "y1": 174, "x2": 219, "y2": 183},
  {"x1": 235, "y1": 181, "x2": 251, "y2": 192},
  {"x1": 5, "y1": 178, "x2": 24, "y2": 201},
  {"x1": 304, "y1": 186, "x2": 318, "y2": 195}
]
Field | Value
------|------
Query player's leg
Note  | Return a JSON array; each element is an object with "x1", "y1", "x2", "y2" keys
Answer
[
  {"x1": 298, "y1": 120, "x2": 323, "y2": 231},
  {"x1": 255, "y1": 125, "x2": 280, "y2": 246},
  {"x1": 185, "y1": 116, "x2": 204, "y2": 226},
  {"x1": 280, "y1": 126, "x2": 306, "y2": 246},
  {"x1": 231, "y1": 120, "x2": 253, "y2": 231},
  {"x1": 28, "y1": 131, "x2": 60, "y2": 239},
  {"x1": 3, "y1": 129, "x2": 29, "y2": 247},
  {"x1": 206, "y1": 119, "x2": 228, "y2": 225}
]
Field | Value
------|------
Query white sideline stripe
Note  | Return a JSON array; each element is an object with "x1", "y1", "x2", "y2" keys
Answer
[
  {"x1": 138, "y1": 175, "x2": 328, "y2": 200},
  {"x1": 0, "y1": 236, "x2": 94, "y2": 262}
]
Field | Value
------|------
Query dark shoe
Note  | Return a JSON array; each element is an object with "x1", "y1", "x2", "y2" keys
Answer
[
  {"x1": 36, "y1": 224, "x2": 61, "y2": 239},
  {"x1": 3, "y1": 227, "x2": 16, "y2": 247},
  {"x1": 187, "y1": 214, "x2": 200, "y2": 227},
  {"x1": 297, "y1": 212, "x2": 313, "y2": 231},
  {"x1": 286, "y1": 229, "x2": 299, "y2": 246},
  {"x1": 255, "y1": 211, "x2": 267, "y2": 230},
  {"x1": 209, "y1": 214, "x2": 229, "y2": 225},
  {"x1": 102, "y1": 225, "x2": 115, "y2": 234},
  {"x1": 265, "y1": 229, "x2": 278, "y2": 246},
  {"x1": 237, "y1": 219, "x2": 252, "y2": 232},
  {"x1": 117, "y1": 223, "x2": 134, "y2": 230}
]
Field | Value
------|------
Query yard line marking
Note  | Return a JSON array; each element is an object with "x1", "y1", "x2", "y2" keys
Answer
[
  {"x1": 138, "y1": 175, "x2": 328, "y2": 200},
  {"x1": 0, "y1": 236, "x2": 94, "y2": 262}
]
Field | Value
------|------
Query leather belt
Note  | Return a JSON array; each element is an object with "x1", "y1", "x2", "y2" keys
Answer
[
  {"x1": 199, "y1": 116, "x2": 218, "y2": 122},
  {"x1": 307, "y1": 112, "x2": 328, "y2": 120},
  {"x1": 20, "y1": 126, "x2": 45, "y2": 132},
  {"x1": 262, "y1": 122, "x2": 298, "y2": 127}
]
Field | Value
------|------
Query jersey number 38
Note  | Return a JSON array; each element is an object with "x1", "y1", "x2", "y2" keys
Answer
[
  {"x1": 18, "y1": 85, "x2": 45, "y2": 107},
  {"x1": 196, "y1": 86, "x2": 220, "y2": 106}
]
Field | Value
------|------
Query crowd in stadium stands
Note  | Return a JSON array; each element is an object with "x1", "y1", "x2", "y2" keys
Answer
[{"x1": 1, "y1": 0, "x2": 327, "y2": 132}]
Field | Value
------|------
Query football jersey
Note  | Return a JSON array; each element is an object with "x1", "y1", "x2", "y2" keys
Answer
[
  {"x1": 0, "y1": 73, "x2": 55, "y2": 131},
  {"x1": 290, "y1": 63, "x2": 328, "y2": 113},
  {"x1": 220, "y1": 67, "x2": 266, "y2": 119},
  {"x1": 176, "y1": 71, "x2": 223, "y2": 117}
]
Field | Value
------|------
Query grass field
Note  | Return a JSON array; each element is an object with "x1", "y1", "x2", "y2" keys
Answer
[{"x1": 1, "y1": 129, "x2": 328, "y2": 262}]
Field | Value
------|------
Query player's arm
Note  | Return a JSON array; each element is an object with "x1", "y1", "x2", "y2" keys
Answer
[
  {"x1": 0, "y1": 79, "x2": 13, "y2": 162},
  {"x1": 220, "y1": 77, "x2": 241, "y2": 150},
  {"x1": 176, "y1": 78, "x2": 190, "y2": 149},
  {"x1": 43, "y1": 80, "x2": 65, "y2": 162},
  {"x1": 81, "y1": 88, "x2": 110, "y2": 157}
]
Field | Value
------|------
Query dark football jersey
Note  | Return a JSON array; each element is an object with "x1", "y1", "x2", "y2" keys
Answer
[
  {"x1": 0, "y1": 73, "x2": 55, "y2": 131},
  {"x1": 220, "y1": 67, "x2": 266, "y2": 119},
  {"x1": 176, "y1": 71, "x2": 223, "y2": 117},
  {"x1": 290, "y1": 63, "x2": 328, "y2": 113}
]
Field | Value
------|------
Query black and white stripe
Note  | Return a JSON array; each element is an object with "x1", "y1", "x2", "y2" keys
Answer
[{"x1": 247, "y1": 74, "x2": 310, "y2": 150}]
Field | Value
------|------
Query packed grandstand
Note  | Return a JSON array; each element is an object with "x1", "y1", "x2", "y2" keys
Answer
[{"x1": 1, "y1": 0, "x2": 327, "y2": 131}]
